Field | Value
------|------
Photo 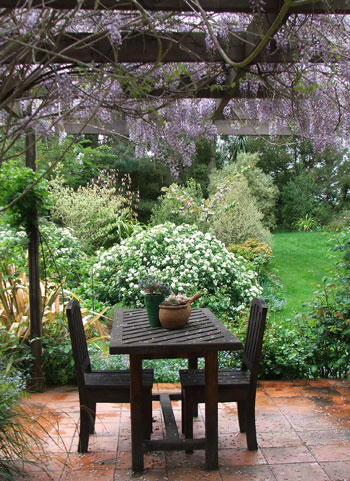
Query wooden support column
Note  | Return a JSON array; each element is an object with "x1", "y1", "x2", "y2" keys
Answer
[{"x1": 26, "y1": 130, "x2": 44, "y2": 392}]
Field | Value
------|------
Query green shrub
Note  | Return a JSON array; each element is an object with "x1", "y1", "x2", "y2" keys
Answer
[
  {"x1": 0, "y1": 161, "x2": 51, "y2": 230},
  {"x1": 228, "y1": 238, "x2": 272, "y2": 272},
  {"x1": 150, "y1": 179, "x2": 206, "y2": 228},
  {"x1": 0, "y1": 222, "x2": 90, "y2": 290},
  {"x1": 39, "y1": 220, "x2": 91, "y2": 289},
  {"x1": 0, "y1": 360, "x2": 28, "y2": 480},
  {"x1": 327, "y1": 209, "x2": 350, "y2": 232},
  {"x1": 49, "y1": 176, "x2": 138, "y2": 254},
  {"x1": 301, "y1": 227, "x2": 350, "y2": 378},
  {"x1": 260, "y1": 315, "x2": 313, "y2": 379},
  {"x1": 209, "y1": 153, "x2": 279, "y2": 231},
  {"x1": 210, "y1": 175, "x2": 271, "y2": 245},
  {"x1": 294, "y1": 214, "x2": 318, "y2": 232},
  {"x1": 93, "y1": 223, "x2": 262, "y2": 322},
  {"x1": 280, "y1": 171, "x2": 320, "y2": 229}
]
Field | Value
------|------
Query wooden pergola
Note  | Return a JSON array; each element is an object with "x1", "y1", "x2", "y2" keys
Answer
[{"x1": 1, "y1": 0, "x2": 349, "y2": 389}]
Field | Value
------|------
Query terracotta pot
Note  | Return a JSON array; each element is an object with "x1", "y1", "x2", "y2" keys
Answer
[
  {"x1": 159, "y1": 303, "x2": 190, "y2": 329},
  {"x1": 159, "y1": 293, "x2": 201, "y2": 329}
]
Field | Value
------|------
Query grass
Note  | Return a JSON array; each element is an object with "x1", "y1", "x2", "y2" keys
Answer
[{"x1": 269, "y1": 231, "x2": 335, "y2": 319}]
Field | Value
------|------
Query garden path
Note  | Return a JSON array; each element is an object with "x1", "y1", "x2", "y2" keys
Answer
[{"x1": 19, "y1": 379, "x2": 350, "y2": 481}]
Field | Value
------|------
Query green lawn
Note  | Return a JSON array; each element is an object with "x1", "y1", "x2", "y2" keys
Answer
[{"x1": 269, "y1": 231, "x2": 335, "y2": 319}]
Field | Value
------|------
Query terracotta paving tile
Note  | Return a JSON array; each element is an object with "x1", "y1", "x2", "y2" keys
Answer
[
  {"x1": 166, "y1": 450, "x2": 206, "y2": 469},
  {"x1": 271, "y1": 396, "x2": 316, "y2": 408},
  {"x1": 116, "y1": 451, "x2": 166, "y2": 470},
  {"x1": 12, "y1": 380, "x2": 350, "y2": 480},
  {"x1": 167, "y1": 467, "x2": 223, "y2": 480},
  {"x1": 270, "y1": 462, "x2": 330, "y2": 481},
  {"x1": 298, "y1": 429, "x2": 350, "y2": 445},
  {"x1": 218, "y1": 448, "x2": 267, "y2": 467},
  {"x1": 21, "y1": 471, "x2": 63, "y2": 480},
  {"x1": 94, "y1": 421, "x2": 120, "y2": 436},
  {"x1": 308, "y1": 442, "x2": 350, "y2": 462},
  {"x1": 157, "y1": 382, "x2": 181, "y2": 392},
  {"x1": 218, "y1": 432, "x2": 247, "y2": 450},
  {"x1": 95, "y1": 403, "x2": 123, "y2": 413},
  {"x1": 39, "y1": 435, "x2": 74, "y2": 454},
  {"x1": 49, "y1": 392, "x2": 79, "y2": 403},
  {"x1": 115, "y1": 468, "x2": 167, "y2": 480},
  {"x1": 298, "y1": 385, "x2": 343, "y2": 398},
  {"x1": 281, "y1": 411, "x2": 336, "y2": 431},
  {"x1": 257, "y1": 430, "x2": 302, "y2": 448},
  {"x1": 255, "y1": 414, "x2": 293, "y2": 433},
  {"x1": 61, "y1": 467, "x2": 115, "y2": 480},
  {"x1": 220, "y1": 465, "x2": 276, "y2": 481},
  {"x1": 262, "y1": 384, "x2": 303, "y2": 398},
  {"x1": 261, "y1": 445, "x2": 316, "y2": 465},
  {"x1": 255, "y1": 392, "x2": 277, "y2": 407},
  {"x1": 87, "y1": 435, "x2": 118, "y2": 452},
  {"x1": 65, "y1": 452, "x2": 117, "y2": 471},
  {"x1": 46, "y1": 402, "x2": 80, "y2": 414},
  {"x1": 117, "y1": 435, "x2": 131, "y2": 452},
  {"x1": 320, "y1": 461, "x2": 350, "y2": 481},
  {"x1": 14, "y1": 453, "x2": 67, "y2": 474}
]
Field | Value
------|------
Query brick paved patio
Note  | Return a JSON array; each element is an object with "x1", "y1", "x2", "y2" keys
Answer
[{"x1": 16, "y1": 379, "x2": 350, "y2": 481}]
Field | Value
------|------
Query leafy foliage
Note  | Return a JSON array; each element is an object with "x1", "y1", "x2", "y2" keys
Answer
[
  {"x1": 209, "y1": 152, "x2": 278, "y2": 230},
  {"x1": 210, "y1": 174, "x2": 271, "y2": 245},
  {"x1": 302, "y1": 227, "x2": 350, "y2": 378},
  {"x1": 294, "y1": 214, "x2": 318, "y2": 232},
  {"x1": 93, "y1": 223, "x2": 262, "y2": 322},
  {"x1": 49, "y1": 174, "x2": 138, "y2": 254},
  {"x1": 0, "y1": 161, "x2": 51, "y2": 229},
  {"x1": 150, "y1": 179, "x2": 207, "y2": 229},
  {"x1": 151, "y1": 174, "x2": 271, "y2": 245},
  {"x1": 228, "y1": 238, "x2": 272, "y2": 277}
]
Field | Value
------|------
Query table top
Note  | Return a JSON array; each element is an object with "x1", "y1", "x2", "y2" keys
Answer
[{"x1": 110, "y1": 308, "x2": 243, "y2": 356}]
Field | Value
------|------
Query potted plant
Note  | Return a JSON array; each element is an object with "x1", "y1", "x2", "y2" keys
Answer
[
  {"x1": 159, "y1": 293, "x2": 201, "y2": 329},
  {"x1": 139, "y1": 275, "x2": 172, "y2": 327}
]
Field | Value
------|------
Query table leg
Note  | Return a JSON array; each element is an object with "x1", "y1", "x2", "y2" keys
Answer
[
  {"x1": 130, "y1": 354, "x2": 144, "y2": 472},
  {"x1": 205, "y1": 351, "x2": 218, "y2": 470}
]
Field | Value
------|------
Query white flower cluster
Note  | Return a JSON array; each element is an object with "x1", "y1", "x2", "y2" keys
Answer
[{"x1": 93, "y1": 223, "x2": 262, "y2": 320}]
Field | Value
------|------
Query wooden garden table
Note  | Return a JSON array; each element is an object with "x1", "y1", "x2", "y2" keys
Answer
[{"x1": 110, "y1": 308, "x2": 242, "y2": 472}]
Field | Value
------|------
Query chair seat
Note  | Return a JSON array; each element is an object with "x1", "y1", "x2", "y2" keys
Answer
[
  {"x1": 84, "y1": 369, "x2": 154, "y2": 389},
  {"x1": 179, "y1": 369, "x2": 250, "y2": 389}
]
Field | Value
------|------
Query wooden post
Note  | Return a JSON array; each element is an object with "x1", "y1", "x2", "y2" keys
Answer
[{"x1": 26, "y1": 130, "x2": 44, "y2": 392}]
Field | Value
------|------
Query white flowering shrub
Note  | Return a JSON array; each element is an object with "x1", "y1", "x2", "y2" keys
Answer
[{"x1": 93, "y1": 223, "x2": 262, "y2": 321}]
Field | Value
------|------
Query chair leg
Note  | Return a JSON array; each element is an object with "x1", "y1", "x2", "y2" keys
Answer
[
  {"x1": 78, "y1": 405, "x2": 91, "y2": 453},
  {"x1": 237, "y1": 401, "x2": 248, "y2": 433},
  {"x1": 88, "y1": 401, "x2": 96, "y2": 434},
  {"x1": 183, "y1": 389, "x2": 194, "y2": 454},
  {"x1": 143, "y1": 388, "x2": 152, "y2": 440},
  {"x1": 245, "y1": 399, "x2": 258, "y2": 451}
]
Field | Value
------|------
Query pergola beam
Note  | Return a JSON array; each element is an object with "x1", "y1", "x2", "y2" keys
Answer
[
  {"x1": 2, "y1": 0, "x2": 350, "y2": 14},
  {"x1": 63, "y1": 118, "x2": 292, "y2": 136},
  {"x1": 2, "y1": 31, "x2": 325, "y2": 65}
]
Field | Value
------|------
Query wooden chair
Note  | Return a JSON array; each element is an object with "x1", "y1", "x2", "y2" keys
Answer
[
  {"x1": 179, "y1": 298, "x2": 267, "y2": 451},
  {"x1": 66, "y1": 299, "x2": 154, "y2": 453}
]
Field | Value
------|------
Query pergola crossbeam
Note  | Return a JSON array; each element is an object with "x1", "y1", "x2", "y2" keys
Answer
[
  {"x1": 62, "y1": 118, "x2": 292, "y2": 136},
  {"x1": 1, "y1": 31, "x2": 327, "y2": 65},
  {"x1": 1, "y1": 0, "x2": 350, "y2": 14}
]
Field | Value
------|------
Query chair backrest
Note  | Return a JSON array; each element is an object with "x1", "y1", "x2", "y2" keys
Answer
[
  {"x1": 241, "y1": 298, "x2": 267, "y2": 382},
  {"x1": 66, "y1": 299, "x2": 92, "y2": 386}
]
